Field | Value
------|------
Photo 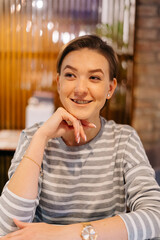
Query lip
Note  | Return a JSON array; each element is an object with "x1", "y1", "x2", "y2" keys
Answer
[{"x1": 71, "y1": 98, "x2": 93, "y2": 104}]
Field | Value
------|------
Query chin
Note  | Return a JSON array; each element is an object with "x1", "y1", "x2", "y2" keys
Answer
[
  {"x1": 62, "y1": 103, "x2": 98, "y2": 121},
  {"x1": 71, "y1": 112, "x2": 89, "y2": 120},
  {"x1": 67, "y1": 108, "x2": 90, "y2": 120}
]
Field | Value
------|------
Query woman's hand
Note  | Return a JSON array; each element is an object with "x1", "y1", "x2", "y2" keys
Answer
[
  {"x1": 38, "y1": 107, "x2": 96, "y2": 143},
  {"x1": 1, "y1": 219, "x2": 81, "y2": 240},
  {"x1": 6, "y1": 107, "x2": 96, "y2": 201},
  {"x1": 1, "y1": 216, "x2": 128, "y2": 240},
  {"x1": 1, "y1": 219, "x2": 54, "y2": 240}
]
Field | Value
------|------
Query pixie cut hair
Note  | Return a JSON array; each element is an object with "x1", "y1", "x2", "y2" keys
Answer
[{"x1": 56, "y1": 35, "x2": 119, "y2": 81}]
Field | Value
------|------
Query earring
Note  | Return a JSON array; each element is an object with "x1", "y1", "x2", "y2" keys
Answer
[{"x1": 107, "y1": 93, "x2": 110, "y2": 97}]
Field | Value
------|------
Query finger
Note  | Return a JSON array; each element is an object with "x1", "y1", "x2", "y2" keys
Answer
[
  {"x1": 79, "y1": 121, "x2": 87, "y2": 142},
  {"x1": 65, "y1": 119, "x2": 80, "y2": 143},
  {"x1": 61, "y1": 110, "x2": 80, "y2": 143},
  {"x1": 1, "y1": 228, "x2": 22, "y2": 239},
  {"x1": 13, "y1": 218, "x2": 29, "y2": 229},
  {"x1": 81, "y1": 120, "x2": 97, "y2": 128},
  {"x1": 72, "y1": 119, "x2": 80, "y2": 143},
  {"x1": 56, "y1": 108, "x2": 78, "y2": 141}
]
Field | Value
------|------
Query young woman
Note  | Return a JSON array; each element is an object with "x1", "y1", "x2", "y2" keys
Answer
[{"x1": 0, "y1": 35, "x2": 160, "y2": 240}]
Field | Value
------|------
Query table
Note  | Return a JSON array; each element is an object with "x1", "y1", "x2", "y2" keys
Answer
[
  {"x1": 0, "y1": 130, "x2": 21, "y2": 152},
  {"x1": 0, "y1": 130, "x2": 21, "y2": 193}
]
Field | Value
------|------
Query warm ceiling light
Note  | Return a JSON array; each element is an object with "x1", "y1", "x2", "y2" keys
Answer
[
  {"x1": 47, "y1": 22, "x2": 54, "y2": 30},
  {"x1": 11, "y1": 4, "x2": 15, "y2": 13},
  {"x1": 16, "y1": 4, "x2": 21, "y2": 12},
  {"x1": 36, "y1": 0, "x2": 43, "y2": 9},
  {"x1": 52, "y1": 30, "x2": 59, "y2": 43}
]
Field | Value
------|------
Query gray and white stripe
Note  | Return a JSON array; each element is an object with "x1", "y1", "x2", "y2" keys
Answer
[{"x1": 0, "y1": 117, "x2": 160, "y2": 239}]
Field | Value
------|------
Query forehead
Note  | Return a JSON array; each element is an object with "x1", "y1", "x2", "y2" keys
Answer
[{"x1": 61, "y1": 48, "x2": 109, "y2": 71}]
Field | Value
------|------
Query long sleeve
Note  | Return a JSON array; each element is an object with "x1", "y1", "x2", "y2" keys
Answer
[
  {"x1": 0, "y1": 187, "x2": 38, "y2": 235},
  {"x1": 1, "y1": 119, "x2": 160, "y2": 239},
  {"x1": 119, "y1": 130, "x2": 160, "y2": 240},
  {"x1": 0, "y1": 125, "x2": 42, "y2": 236}
]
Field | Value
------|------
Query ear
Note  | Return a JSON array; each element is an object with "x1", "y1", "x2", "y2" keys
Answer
[
  {"x1": 56, "y1": 73, "x2": 60, "y2": 94},
  {"x1": 107, "y1": 78, "x2": 117, "y2": 99}
]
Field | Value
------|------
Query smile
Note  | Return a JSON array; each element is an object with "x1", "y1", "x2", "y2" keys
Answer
[{"x1": 71, "y1": 99, "x2": 92, "y2": 104}]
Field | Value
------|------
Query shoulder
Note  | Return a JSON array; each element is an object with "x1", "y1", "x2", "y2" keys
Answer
[
  {"x1": 101, "y1": 117, "x2": 136, "y2": 138},
  {"x1": 21, "y1": 122, "x2": 44, "y2": 141},
  {"x1": 96, "y1": 117, "x2": 141, "y2": 154}
]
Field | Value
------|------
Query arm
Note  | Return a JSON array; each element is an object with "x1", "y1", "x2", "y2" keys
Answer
[
  {"x1": 0, "y1": 108, "x2": 93, "y2": 235},
  {"x1": 118, "y1": 129, "x2": 160, "y2": 240},
  {"x1": 1, "y1": 216, "x2": 128, "y2": 240},
  {"x1": 7, "y1": 107, "x2": 86, "y2": 200}
]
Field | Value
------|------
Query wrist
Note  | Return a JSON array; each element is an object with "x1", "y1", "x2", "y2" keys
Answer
[
  {"x1": 35, "y1": 127, "x2": 50, "y2": 144},
  {"x1": 81, "y1": 223, "x2": 97, "y2": 240},
  {"x1": 25, "y1": 128, "x2": 49, "y2": 161}
]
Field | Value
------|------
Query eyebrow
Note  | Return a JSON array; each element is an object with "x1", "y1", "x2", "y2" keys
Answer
[
  {"x1": 88, "y1": 69, "x2": 104, "y2": 75},
  {"x1": 63, "y1": 65, "x2": 104, "y2": 75},
  {"x1": 63, "y1": 65, "x2": 77, "y2": 72}
]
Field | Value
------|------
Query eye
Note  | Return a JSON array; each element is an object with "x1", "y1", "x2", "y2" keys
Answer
[
  {"x1": 90, "y1": 75, "x2": 101, "y2": 81},
  {"x1": 64, "y1": 72, "x2": 76, "y2": 79}
]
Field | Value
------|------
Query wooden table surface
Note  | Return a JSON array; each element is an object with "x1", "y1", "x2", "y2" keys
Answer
[{"x1": 0, "y1": 130, "x2": 21, "y2": 151}]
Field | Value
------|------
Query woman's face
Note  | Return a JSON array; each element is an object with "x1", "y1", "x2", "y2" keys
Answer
[{"x1": 57, "y1": 48, "x2": 117, "y2": 123}]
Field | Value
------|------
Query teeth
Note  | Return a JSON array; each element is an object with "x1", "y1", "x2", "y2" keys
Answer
[{"x1": 72, "y1": 99, "x2": 91, "y2": 104}]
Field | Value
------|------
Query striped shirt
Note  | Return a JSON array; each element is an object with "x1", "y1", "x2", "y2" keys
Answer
[{"x1": 0, "y1": 117, "x2": 160, "y2": 239}]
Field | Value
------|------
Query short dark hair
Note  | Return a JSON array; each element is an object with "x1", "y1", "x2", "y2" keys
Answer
[{"x1": 56, "y1": 35, "x2": 119, "y2": 80}]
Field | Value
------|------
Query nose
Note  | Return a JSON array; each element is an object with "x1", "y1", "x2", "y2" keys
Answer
[{"x1": 74, "y1": 78, "x2": 88, "y2": 96}]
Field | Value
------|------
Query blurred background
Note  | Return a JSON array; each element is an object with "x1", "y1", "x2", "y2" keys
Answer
[{"x1": 0, "y1": 0, "x2": 160, "y2": 191}]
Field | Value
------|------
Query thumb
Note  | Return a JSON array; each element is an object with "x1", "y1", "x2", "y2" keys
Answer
[{"x1": 13, "y1": 218, "x2": 29, "y2": 229}]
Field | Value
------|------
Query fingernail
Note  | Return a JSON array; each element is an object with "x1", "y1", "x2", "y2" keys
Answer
[
  {"x1": 84, "y1": 135, "x2": 87, "y2": 142},
  {"x1": 77, "y1": 136, "x2": 80, "y2": 143},
  {"x1": 92, "y1": 123, "x2": 97, "y2": 128}
]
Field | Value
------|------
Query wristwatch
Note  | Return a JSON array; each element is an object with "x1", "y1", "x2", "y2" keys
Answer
[{"x1": 81, "y1": 223, "x2": 97, "y2": 240}]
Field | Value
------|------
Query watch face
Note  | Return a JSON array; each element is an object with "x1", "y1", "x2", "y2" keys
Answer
[{"x1": 81, "y1": 225, "x2": 97, "y2": 240}]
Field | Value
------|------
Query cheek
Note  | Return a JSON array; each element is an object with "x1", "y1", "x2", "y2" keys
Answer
[
  {"x1": 92, "y1": 84, "x2": 108, "y2": 100},
  {"x1": 59, "y1": 81, "x2": 69, "y2": 96},
  {"x1": 58, "y1": 84, "x2": 73, "y2": 106}
]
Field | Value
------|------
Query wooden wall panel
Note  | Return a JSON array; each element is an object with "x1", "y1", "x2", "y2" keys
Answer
[
  {"x1": 0, "y1": 0, "x2": 135, "y2": 130},
  {"x1": 0, "y1": 2, "x2": 60, "y2": 129}
]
